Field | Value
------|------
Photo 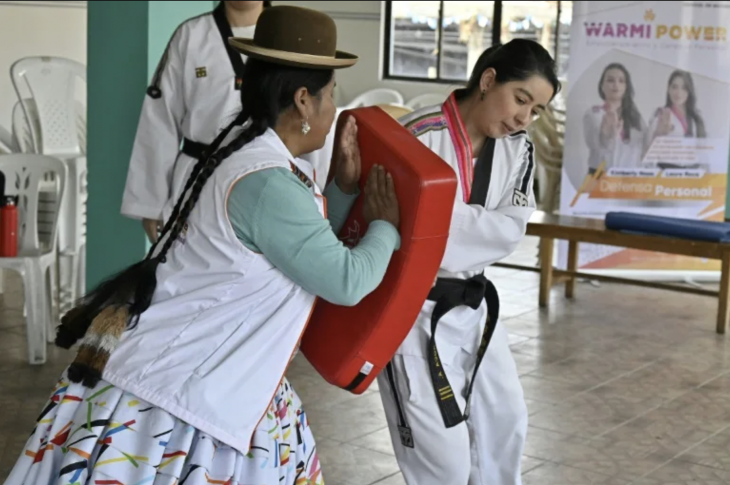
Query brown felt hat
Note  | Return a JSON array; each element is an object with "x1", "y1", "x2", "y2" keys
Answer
[{"x1": 229, "y1": 6, "x2": 358, "y2": 69}]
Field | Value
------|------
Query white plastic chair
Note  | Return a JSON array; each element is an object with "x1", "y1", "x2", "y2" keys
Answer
[
  {"x1": 0, "y1": 154, "x2": 66, "y2": 365},
  {"x1": 11, "y1": 57, "x2": 86, "y2": 156},
  {"x1": 528, "y1": 106, "x2": 565, "y2": 214},
  {"x1": 11, "y1": 98, "x2": 86, "y2": 156},
  {"x1": 406, "y1": 93, "x2": 447, "y2": 110},
  {"x1": 345, "y1": 88, "x2": 405, "y2": 109},
  {"x1": 10, "y1": 101, "x2": 59, "y2": 315},
  {"x1": 0, "y1": 124, "x2": 19, "y2": 154},
  {"x1": 11, "y1": 57, "x2": 88, "y2": 317}
]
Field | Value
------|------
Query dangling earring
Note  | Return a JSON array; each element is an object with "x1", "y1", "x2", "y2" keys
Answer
[
  {"x1": 301, "y1": 118, "x2": 311, "y2": 135},
  {"x1": 480, "y1": 90, "x2": 485, "y2": 101}
]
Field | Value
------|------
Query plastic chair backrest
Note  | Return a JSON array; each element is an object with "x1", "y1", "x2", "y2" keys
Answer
[
  {"x1": 405, "y1": 93, "x2": 447, "y2": 110},
  {"x1": 10, "y1": 56, "x2": 86, "y2": 157},
  {"x1": 12, "y1": 99, "x2": 86, "y2": 156},
  {"x1": 345, "y1": 88, "x2": 405, "y2": 109},
  {"x1": 528, "y1": 106, "x2": 564, "y2": 172},
  {"x1": 0, "y1": 125, "x2": 19, "y2": 154},
  {"x1": 0, "y1": 154, "x2": 66, "y2": 255},
  {"x1": 12, "y1": 100, "x2": 38, "y2": 153}
]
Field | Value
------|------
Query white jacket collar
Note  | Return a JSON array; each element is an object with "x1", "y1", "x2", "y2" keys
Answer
[{"x1": 258, "y1": 128, "x2": 318, "y2": 186}]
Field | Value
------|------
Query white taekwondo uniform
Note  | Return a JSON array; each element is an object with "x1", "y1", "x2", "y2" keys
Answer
[
  {"x1": 121, "y1": 3, "x2": 337, "y2": 223},
  {"x1": 376, "y1": 91, "x2": 537, "y2": 485}
]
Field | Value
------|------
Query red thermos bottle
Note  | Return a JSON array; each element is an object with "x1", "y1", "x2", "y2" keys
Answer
[{"x1": 0, "y1": 197, "x2": 18, "y2": 258}]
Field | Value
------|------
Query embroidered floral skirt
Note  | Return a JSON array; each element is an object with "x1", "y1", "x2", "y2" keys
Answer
[{"x1": 4, "y1": 368, "x2": 324, "y2": 485}]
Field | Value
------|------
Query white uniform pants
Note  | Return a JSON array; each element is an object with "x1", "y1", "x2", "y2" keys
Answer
[{"x1": 377, "y1": 323, "x2": 527, "y2": 485}]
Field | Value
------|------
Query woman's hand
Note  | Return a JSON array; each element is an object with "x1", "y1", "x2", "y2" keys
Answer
[
  {"x1": 655, "y1": 108, "x2": 674, "y2": 137},
  {"x1": 334, "y1": 116, "x2": 361, "y2": 195},
  {"x1": 142, "y1": 218, "x2": 161, "y2": 243},
  {"x1": 600, "y1": 109, "x2": 620, "y2": 138},
  {"x1": 363, "y1": 165, "x2": 400, "y2": 229}
]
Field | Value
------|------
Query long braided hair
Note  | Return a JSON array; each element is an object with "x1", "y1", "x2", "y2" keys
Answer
[{"x1": 56, "y1": 58, "x2": 334, "y2": 387}]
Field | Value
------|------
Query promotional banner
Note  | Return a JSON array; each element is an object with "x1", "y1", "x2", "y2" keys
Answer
[{"x1": 559, "y1": 1, "x2": 730, "y2": 272}]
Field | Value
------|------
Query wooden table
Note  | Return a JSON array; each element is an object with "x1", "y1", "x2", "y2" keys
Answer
[{"x1": 494, "y1": 211, "x2": 730, "y2": 334}]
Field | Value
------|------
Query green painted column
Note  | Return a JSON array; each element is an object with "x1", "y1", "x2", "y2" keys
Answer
[
  {"x1": 86, "y1": 1, "x2": 149, "y2": 289},
  {"x1": 86, "y1": 0, "x2": 211, "y2": 289}
]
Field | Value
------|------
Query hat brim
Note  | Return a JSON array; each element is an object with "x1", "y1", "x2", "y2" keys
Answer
[{"x1": 229, "y1": 38, "x2": 358, "y2": 70}]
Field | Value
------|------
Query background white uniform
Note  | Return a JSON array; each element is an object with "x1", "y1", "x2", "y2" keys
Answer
[
  {"x1": 121, "y1": 6, "x2": 337, "y2": 224},
  {"x1": 377, "y1": 100, "x2": 536, "y2": 485}
]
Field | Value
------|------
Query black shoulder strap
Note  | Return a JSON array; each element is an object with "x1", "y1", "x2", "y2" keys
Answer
[
  {"x1": 146, "y1": 11, "x2": 209, "y2": 99},
  {"x1": 213, "y1": 2, "x2": 247, "y2": 91},
  {"x1": 469, "y1": 137, "x2": 495, "y2": 206}
]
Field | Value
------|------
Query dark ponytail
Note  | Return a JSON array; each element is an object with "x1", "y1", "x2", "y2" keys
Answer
[
  {"x1": 57, "y1": 57, "x2": 334, "y2": 388},
  {"x1": 456, "y1": 39, "x2": 561, "y2": 102}
]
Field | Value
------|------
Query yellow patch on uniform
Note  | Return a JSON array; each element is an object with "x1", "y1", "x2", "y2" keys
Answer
[
  {"x1": 195, "y1": 67, "x2": 207, "y2": 78},
  {"x1": 128, "y1": 400, "x2": 139, "y2": 407}
]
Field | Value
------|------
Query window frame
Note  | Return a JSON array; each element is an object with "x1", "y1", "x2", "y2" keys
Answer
[{"x1": 382, "y1": 1, "x2": 566, "y2": 84}]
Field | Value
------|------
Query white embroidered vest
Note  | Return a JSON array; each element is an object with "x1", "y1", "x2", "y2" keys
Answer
[{"x1": 104, "y1": 129, "x2": 325, "y2": 454}]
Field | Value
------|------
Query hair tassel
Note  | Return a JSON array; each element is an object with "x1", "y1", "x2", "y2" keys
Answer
[
  {"x1": 54, "y1": 257, "x2": 162, "y2": 388},
  {"x1": 66, "y1": 305, "x2": 131, "y2": 388},
  {"x1": 55, "y1": 304, "x2": 95, "y2": 349}
]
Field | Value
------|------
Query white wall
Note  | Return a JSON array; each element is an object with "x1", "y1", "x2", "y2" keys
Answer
[
  {"x1": 275, "y1": 1, "x2": 459, "y2": 106},
  {"x1": 0, "y1": 0, "x2": 453, "y2": 130},
  {"x1": 0, "y1": 0, "x2": 451, "y2": 129},
  {"x1": 0, "y1": 1, "x2": 87, "y2": 131}
]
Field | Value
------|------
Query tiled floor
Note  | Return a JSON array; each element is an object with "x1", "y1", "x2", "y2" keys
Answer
[{"x1": 2, "y1": 237, "x2": 730, "y2": 484}]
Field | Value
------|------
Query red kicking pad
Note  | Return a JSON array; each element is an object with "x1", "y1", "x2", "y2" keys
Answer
[{"x1": 299, "y1": 106, "x2": 458, "y2": 394}]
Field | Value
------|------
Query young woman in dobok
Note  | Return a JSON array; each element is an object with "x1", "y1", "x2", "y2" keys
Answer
[{"x1": 379, "y1": 39, "x2": 560, "y2": 485}]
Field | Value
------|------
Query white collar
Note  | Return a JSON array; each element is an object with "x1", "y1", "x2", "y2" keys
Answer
[{"x1": 258, "y1": 128, "x2": 317, "y2": 185}]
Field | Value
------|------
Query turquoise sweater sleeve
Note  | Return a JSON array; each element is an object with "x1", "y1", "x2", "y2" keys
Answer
[
  {"x1": 322, "y1": 177, "x2": 357, "y2": 235},
  {"x1": 227, "y1": 167, "x2": 400, "y2": 306}
]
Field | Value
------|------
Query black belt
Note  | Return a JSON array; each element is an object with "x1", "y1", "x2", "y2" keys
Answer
[
  {"x1": 181, "y1": 138, "x2": 211, "y2": 159},
  {"x1": 427, "y1": 273, "x2": 499, "y2": 428}
]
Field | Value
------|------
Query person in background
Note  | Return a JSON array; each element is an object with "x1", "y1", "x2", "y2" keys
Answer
[
  {"x1": 646, "y1": 69, "x2": 708, "y2": 169},
  {"x1": 649, "y1": 70, "x2": 706, "y2": 140},
  {"x1": 582, "y1": 62, "x2": 648, "y2": 172},
  {"x1": 121, "y1": 1, "x2": 270, "y2": 243},
  {"x1": 4, "y1": 6, "x2": 401, "y2": 485},
  {"x1": 380, "y1": 39, "x2": 559, "y2": 485}
]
